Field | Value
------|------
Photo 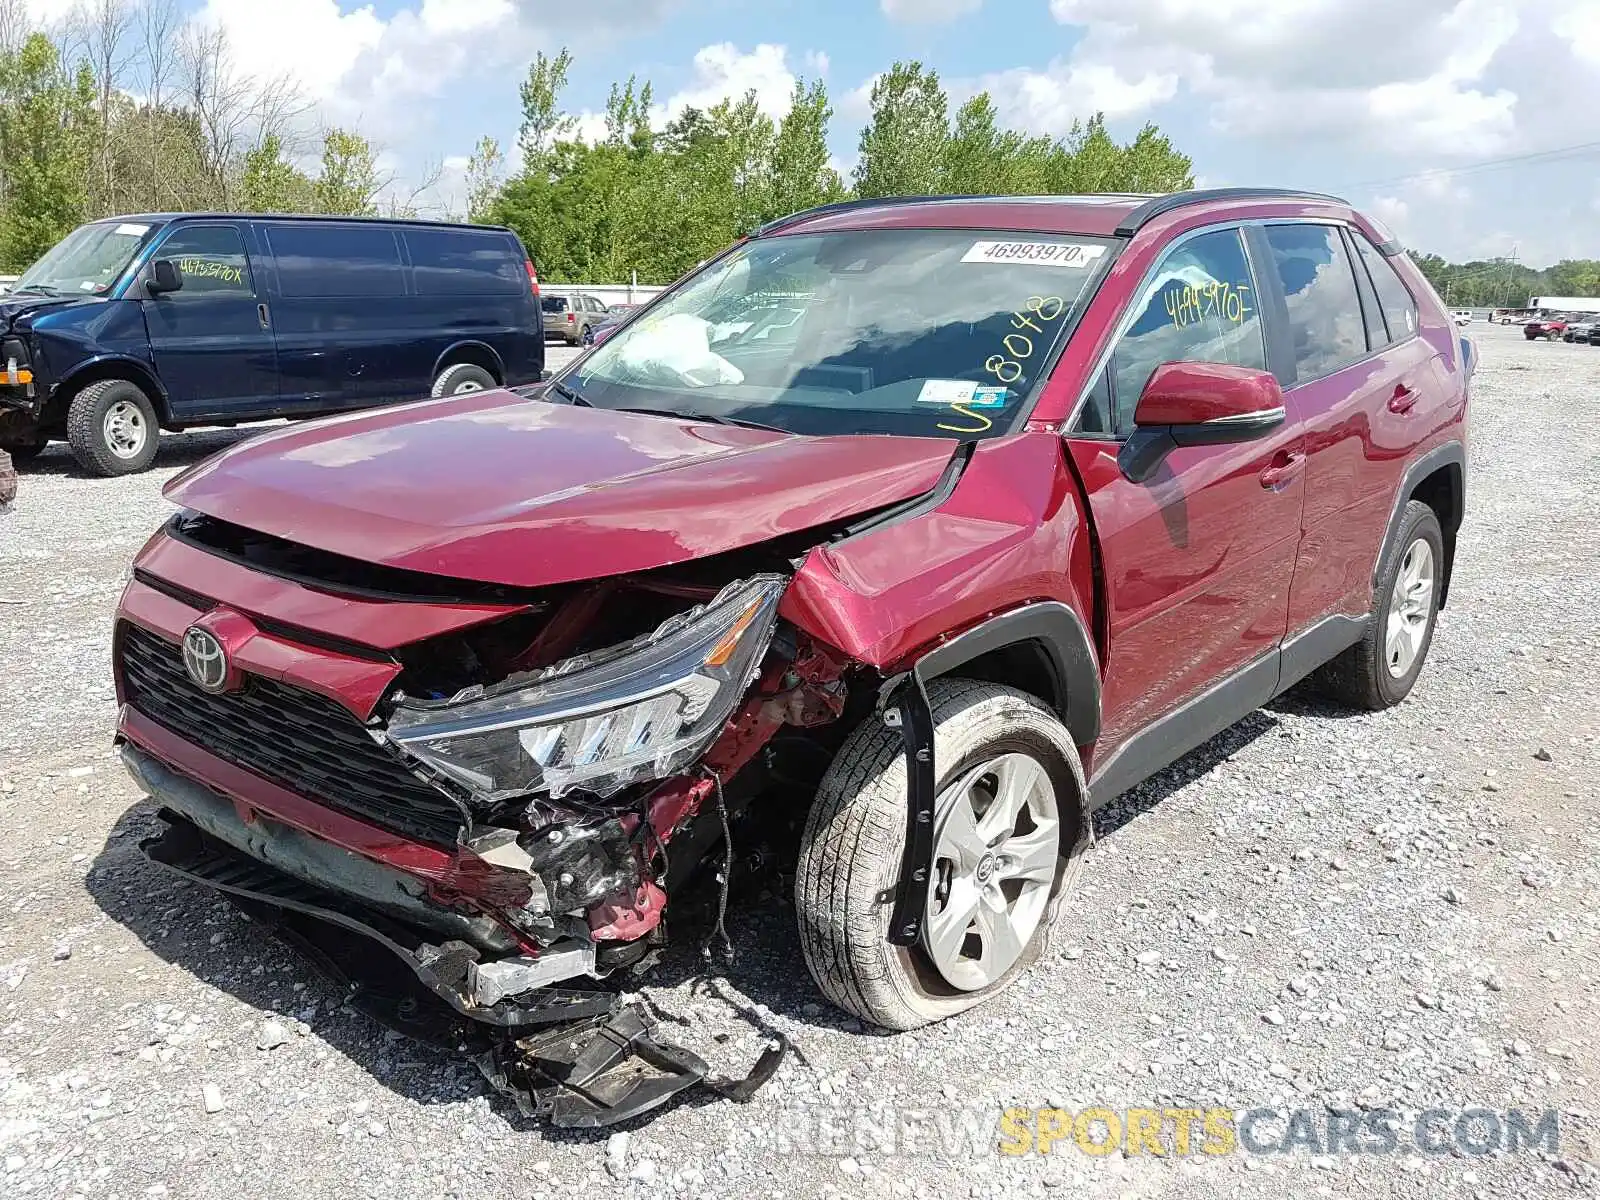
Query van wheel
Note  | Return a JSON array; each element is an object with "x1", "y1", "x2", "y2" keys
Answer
[
  {"x1": 66, "y1": 380, "x2": 159, "y2": 476},
  {"x1": 432, "y1": 363, "x2": 497, "y2": 397},
  {"x1": 795, "y1": 679, "x2": 1087, "y2": 1031}
]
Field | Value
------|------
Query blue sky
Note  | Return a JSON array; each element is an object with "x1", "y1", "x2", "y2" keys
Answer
[{"x1": 30, "y1": 0, "x2": 1600, "y2": 265}]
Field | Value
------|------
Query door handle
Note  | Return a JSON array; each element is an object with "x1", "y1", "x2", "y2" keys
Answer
[
  {"x1": 1388, "y1": 384, "x2": 1417, "y2": 414},
  {"x1": 257, "y1": 303, "x2": 271, "y2": 330},
  {"x1": 1259, "y1": 451, "x2": 1306, "y2": 490}
]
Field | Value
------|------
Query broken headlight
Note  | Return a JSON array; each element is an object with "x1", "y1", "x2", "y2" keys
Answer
[{"x1": 385, "y1": 575, "x2": 785, "y2": 802}]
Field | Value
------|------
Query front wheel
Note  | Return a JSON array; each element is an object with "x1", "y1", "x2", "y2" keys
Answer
[
  {"x1": 66, "y1": 379, "x2": 159, "y2": 476},
  {"x1": 795, "y1": 679, "x2": 1087, "y2": 1031}
]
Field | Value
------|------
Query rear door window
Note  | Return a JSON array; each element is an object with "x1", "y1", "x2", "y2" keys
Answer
[
  {"x1": 1262, "y1": 224, "x2": 1368, "y2": 381},
  {"x1": 1350, "y1": 231, "x2": 1419, "y2": 344},
  {"x1": 404, "y1": 228, "x2": 522, "y2": 295},
  {"x1": 264, "y1": 223, "x2": 405, "y2": 299},
  {"x1": 1092, "y1": 227, "x2": 1267, "y2": 434}
]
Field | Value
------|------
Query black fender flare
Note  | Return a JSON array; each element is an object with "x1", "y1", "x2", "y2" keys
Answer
[
  {"x1": 1374, "y1": 440, "x2": 1466, "y2": 604},
  {"x1": 878, "y1": 601, "x2": 1101, "y2": 947},
  {"x1": 911, "y1": 601, "x2": 1102, "y2": 746},
  {"x1": 431, "y1": 340, "x2": 506, "y2": 385}
]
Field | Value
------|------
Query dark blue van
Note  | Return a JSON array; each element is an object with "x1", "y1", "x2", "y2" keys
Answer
[{"x1": 0, "y1": 214, "x2": 544, "y2": 475}]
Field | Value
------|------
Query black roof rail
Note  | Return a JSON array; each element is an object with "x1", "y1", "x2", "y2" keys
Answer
[
  {"x1": 753, "y1": 195, "x2": 991, "y2": 238},
  {"x1": 1114, "y1": 188, "x2": 1349, "y2": 237}
]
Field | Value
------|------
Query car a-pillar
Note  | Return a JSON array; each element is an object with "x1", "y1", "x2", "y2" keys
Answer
[{"x1": 792, "y1": 602, "x2": 1101, "y2": 1031}]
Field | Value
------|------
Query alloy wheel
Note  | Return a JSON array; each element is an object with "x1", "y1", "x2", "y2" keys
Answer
[
  {"x1": 923, "y1": 752, "x2": 1059, "y2": 991},
  {"x1": 1385, "y1": 538, "x2": 1435, "y2": 678}
]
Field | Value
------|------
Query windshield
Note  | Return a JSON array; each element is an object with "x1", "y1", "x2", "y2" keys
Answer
[
  {"x1": 12, "y1": 220, "x2": 159, "y2": 297},
  {"x1": 570, "y1": 228, "x2": 1111, "y2": 439}
]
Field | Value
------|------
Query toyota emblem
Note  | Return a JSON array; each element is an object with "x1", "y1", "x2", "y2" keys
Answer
[{"x1": 181, "y1": 626, "x2": 230, "y2": 694}]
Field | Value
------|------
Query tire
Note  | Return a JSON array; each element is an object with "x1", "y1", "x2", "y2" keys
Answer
[
  {"x1": 0, "y1": 441, "x2": 44, "y2": 463},
  {"x1": 1315, "y1": 500, "x2": 1444, "y2": 711},
  {"x1": 66, "y1": 379, "x2": 159, "y2": 476},
  {"x1": 430, "y1": 362, "x2": 497, "y2": 398},
  {"x1": 795, "y1": 679, "x2": 1088, "y2": 1031}
]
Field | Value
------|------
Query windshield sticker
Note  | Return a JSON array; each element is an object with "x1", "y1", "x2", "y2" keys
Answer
[
  {"x1": 962, "y1": 240, "x2": 1105, "y2": 268},
  {"x1": 78, "y1": 280, "x2": 97, "y2": 291},
  {"x1": 970, "y1": 386, "x2": 1009, "y2": 408},
  {"x1": 114, "y1": 223, "x2": 150, "y2": 237},
  {"x1": 916, "y1": 379, "x2": 979, "y2": 406}
]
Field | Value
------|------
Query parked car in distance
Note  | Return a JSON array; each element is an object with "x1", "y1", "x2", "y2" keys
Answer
[
  {"x1": 1563, "y1": 319, "x2": 1600, "y2": 344},
  {"x1": 543, "y1": 292, "x2": 608, "y2": 345},
  {"x1": 113, "y1": 189, "x2": 1469, "y2": 1122},
  {"x1": 584, "y1": 302, "x2": 637, "y2": 346},
  {"x1": 0, "y1": 214, "x2": 543, "y2": 476},
  {"x1": 1525, "y1": 316, "x2": 1571, "y2": 340},
  {"x1": 1451, "y1": 309, "x2": 1472, "y2": 326}
]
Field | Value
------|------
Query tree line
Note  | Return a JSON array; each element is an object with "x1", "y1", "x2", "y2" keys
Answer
[
  {"x1": 0, "y1": 0, "x2": 416, "y2": 272},
  {"x1": 474, "y1": 54, "x2": 1197, "y2": 284},
  {"x1": 1407, "y1": 251, "x2": 1600, "y2": 309}
]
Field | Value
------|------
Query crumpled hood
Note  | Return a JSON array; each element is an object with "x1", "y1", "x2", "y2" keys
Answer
[
  {"x1": 0, "y1": 294, "x2": 100, "y2": 329},
  {"x1": 165, "y1": 388, "x2": 957, "y2": 588}
]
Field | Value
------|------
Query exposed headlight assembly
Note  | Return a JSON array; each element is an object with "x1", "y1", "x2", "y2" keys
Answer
[{"x1": 384, "y1": 575, "x2": 786, "y2": 802}]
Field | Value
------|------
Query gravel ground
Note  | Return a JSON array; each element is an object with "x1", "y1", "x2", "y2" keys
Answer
[{"x1": 0, "y1": 329, "x2": 1594, "y2": 1199}]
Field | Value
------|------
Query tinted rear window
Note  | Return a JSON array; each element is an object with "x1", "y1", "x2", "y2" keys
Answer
[
  {"x1": 264, "y1": 224, "x2": 405, "y2": 299},
  {"x1": 1263, "y1": 224, "x2": 1368, "y2": 381},
  {"x1": 404, "y1": 228, "x2": 523, "y2": 295},
  {"x1": 542, "y1": 296, "x2": 569, "y2": 312},
  {"x1": 1351, "y1": 231, "x2": 1419, "y2": 344}
]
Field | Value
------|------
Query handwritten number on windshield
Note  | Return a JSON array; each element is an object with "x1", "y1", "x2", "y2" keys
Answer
[{"x1": 984, "y1": 296, "x2": 1066, "y2": 387}]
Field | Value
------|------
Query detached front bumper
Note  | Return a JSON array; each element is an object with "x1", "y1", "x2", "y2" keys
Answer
[{"x1": 121, "y1": 741, "x2": 782, "y2": 1125}]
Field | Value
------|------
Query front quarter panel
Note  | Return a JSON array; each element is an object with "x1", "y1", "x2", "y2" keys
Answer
[
  {"x1": 25, "y1": 301, "x2": 154, "y2": 405},
  {"x1": 782, "y1": 430, "x2": 1098, "y2": 695}
]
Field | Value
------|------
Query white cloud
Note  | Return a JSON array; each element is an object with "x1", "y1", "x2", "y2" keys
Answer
[
  {"x1": 965, "y1": 53, "x2": 1181, "y2": 132},
  {"x1": 659, "y1": 43, "x2": 798, "y2": 122},
  {"x1": 880, "y1": 0, "x2": 982, "y2": 22},
  {"x1": 1046, "y1": 0, "x2": 1523, "y2": 156}
]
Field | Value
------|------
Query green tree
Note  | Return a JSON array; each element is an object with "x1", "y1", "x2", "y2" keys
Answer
[
  {"x1": 854, "y1": 61, "x2": 948, "y2": 197},
  {"x1": 517, "y1": 48, "x2": 574, "y2": 171},
  {"x1": 240, "y1": 132, "x2": 313, "y2": 213},
  {"x1": 0, "y1": 33, "x2": 96, "y2": 269},
  {"x1": 312, "y1": 128, "x2": 380, "y2": 216},
  {"x1": 769, "y1": 79, "x2": 844, "y2": 219},
  {"x1": 463, "y1": 135, "x2": 504, "y2": 223}
]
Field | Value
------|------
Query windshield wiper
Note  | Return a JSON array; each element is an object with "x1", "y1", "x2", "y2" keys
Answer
[
  {"x1": 546, "y1": 379, "x2": 591, "y2": 407},
  {"x1": 613, "y1": 406, "x2": 784, "y2": 433},
  {"x1": 8, "y1": 285, "x2": 61, "y2": 297}
]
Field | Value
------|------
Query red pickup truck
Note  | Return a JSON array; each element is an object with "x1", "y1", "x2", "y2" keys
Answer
[{"x1": 113, "y1": 188, "x2": 1470, "y2": 1124}]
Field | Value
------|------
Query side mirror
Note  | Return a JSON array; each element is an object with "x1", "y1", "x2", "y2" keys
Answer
[
  {"x1": 147, "y1": 259, "x2": 182, "y2": 295},
  {"x1": 1119, "y1": 361, "x2": 1286, "y2": 482}
]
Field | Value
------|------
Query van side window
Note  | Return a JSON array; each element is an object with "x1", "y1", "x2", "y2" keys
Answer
[
  {"x1": 1350, "y1": 231, "x2": 1419, "y2": 344},
  {"x1": 1099, "y1": 227, "x2": 1266, "y2": 435},
  {"x1": 156, "y1": 226, "x2": 252, "y2": 297},
  {"x1": 265, "y1": 224, "x2": 404, "y2": 299},
  {"x1": 1263, "y1": 224, "x2": 1368, "y2": 380},
  {"x1": 405, "y1": 229, "x2": 522, "y2": 296}
]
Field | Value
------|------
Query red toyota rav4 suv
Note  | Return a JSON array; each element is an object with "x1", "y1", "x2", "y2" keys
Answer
[{"x1": 113, "y1": 189, "x2": 1469, "y2": 1124}]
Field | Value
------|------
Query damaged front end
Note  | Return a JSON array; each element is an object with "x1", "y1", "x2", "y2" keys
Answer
[{"x1": 126, "y1": 565, "x2": 849, "y2": 1125}]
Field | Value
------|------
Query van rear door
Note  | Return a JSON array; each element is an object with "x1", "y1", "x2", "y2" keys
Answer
[{"x1": 141, "y1": 221, "x2": 279, "y2": 419}]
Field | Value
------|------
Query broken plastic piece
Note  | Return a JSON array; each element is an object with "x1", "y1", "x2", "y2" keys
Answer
[{"x1": 479, "y1": 1006, "x2": 708, "y2": 1128}]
